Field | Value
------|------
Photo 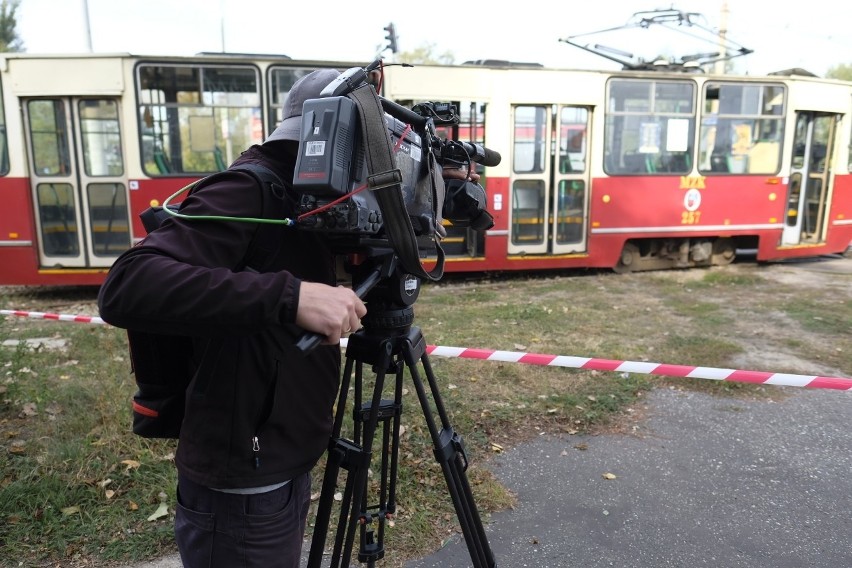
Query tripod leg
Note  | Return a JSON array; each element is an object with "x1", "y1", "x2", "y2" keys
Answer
[
  {"x1": 308, "y1": 357, "x2": 356, "y2": 568},
  {"x1": 402, "y1": 330, "x2": 496, "y2": 568},
  {"x1": 309, "y1": 337, "x2": 399, "y2": 568}
]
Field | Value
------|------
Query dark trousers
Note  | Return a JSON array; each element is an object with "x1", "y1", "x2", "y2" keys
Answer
[{"x1": 175, "y1": 472, "x2": 311, "y2": 568}]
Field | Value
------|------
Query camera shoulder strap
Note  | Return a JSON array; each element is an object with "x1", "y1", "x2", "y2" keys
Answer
[{"x1": 348, "y1": 85, "x2": 445, "y2": 282}]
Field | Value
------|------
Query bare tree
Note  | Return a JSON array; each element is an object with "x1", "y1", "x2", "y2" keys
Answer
[{"x1": 0, "y1": 0, "x2": 24, "y2": 52}]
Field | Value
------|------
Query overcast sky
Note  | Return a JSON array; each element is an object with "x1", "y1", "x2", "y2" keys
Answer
[{"x1": 16, "y1": 0, "x2": 852, "y2": 77}]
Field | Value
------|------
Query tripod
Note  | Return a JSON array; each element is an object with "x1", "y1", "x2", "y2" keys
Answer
[{"x1": 305, "y1": 254, "x2": 495, "y2": 568}]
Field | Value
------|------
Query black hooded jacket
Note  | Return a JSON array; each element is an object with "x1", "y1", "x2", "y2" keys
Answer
[{"x1": 98, "y1": 143, "x2": 340, "y2": 489}]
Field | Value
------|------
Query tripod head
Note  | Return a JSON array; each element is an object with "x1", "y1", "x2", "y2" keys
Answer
[
  {"x1": 295, "y1": 251, "x2": 421, "y2": 353},
  {"x1": 349, "y1": 253, "x2": 420, "y2": 337}
]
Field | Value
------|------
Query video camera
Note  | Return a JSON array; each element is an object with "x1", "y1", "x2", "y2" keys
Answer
[{"x1": 292, "y1": 61, "x2": 498, "y2": 263}]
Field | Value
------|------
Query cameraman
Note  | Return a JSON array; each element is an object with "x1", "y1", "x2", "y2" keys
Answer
[{"x1": 98, "y1": 68, "x2": 366, "y2": 567}]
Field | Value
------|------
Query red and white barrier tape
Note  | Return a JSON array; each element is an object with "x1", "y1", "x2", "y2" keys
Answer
[
  {"x1": 1, "y1": 309, "x2": 105, "y2": 325},
  {"x1": 419, "y1": 344, "x2": 852, "y2": 391},
  {"x1": 3, "y1": 309, "x2": 849, "y2": 390}
]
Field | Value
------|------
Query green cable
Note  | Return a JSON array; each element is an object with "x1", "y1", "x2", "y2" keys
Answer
[{"x1": 160, "y1": 179, "x2": 296, "y2": 226}]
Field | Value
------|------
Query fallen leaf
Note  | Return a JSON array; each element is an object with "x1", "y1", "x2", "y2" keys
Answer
[
  {"x1": 602, "y1": 472, "x2": 617, "y2": 480},
  {"x1": 61, "y1": 506, "x2": 80, "y2": 516},
  {"x1": 147, "y1": 502, "x2": 169, "y2": 521},
  {"x1": 105, "y1": 490, "x2": 115, "y2": 500},
  {"x1": 20, "y1": 402, "x2": 37, "y2": 417},
  {"x1": 121, "y1": 460, "x2": 141, "y2": 470}
]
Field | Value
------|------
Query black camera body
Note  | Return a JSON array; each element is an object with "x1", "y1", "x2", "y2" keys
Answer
[
  {"x1": 292, "y1": 63, "x2": 498, "y2": 271},
  {"x1": 293, "y1": 95, "x2": 435, "y2": 240}
]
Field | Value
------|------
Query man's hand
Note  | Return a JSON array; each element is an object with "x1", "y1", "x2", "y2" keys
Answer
[
  {"x1": 442, "y1": 165, "x2": 480, "y2": 183},
  {"x1": 296, "y1": 282, "x2": 367, "y2": 344}
]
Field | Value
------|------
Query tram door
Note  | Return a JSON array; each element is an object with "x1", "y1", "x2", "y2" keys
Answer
[
  {"x1": 509, "y1": 104, "x2": 590, "y2": 255},
  {"x1": 23, "y1": 97, "x2": 130, "y2": 269},
  {"x1": 782, "y1": 111, "x2": 837, "y2": 245}
]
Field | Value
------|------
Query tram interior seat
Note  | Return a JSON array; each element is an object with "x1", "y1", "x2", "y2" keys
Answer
[
  {"x1": 657, "y1": 152, "x2": 691, "y2": 172},
  {"x1": 559, "y1": 156, "x2": 573, "y2": 173},
  {"x1": 214, "y1": 146, "x2": 227, "y2": 171},
  {"x1": 154, "y1": 150, "x2": 172, "y2": 174},
  {"x1": 709, "y1": 153, "x2": 729, "y2": 172}
]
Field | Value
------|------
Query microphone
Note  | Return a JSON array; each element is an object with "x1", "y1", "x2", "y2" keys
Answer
[{"x1": 457, "y1": 141, "x2": 501, "y2": 167}]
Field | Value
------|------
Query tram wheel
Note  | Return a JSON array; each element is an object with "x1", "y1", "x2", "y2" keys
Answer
[
  {"x1": 613, "y1": 242, "x2": 640, "y2": 274},
  {"x1": 711, "y1": 238, "x2": 736, "y2": 266}
]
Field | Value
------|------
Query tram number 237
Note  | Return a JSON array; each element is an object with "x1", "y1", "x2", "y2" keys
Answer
[{"x1": 681, "y1": 210, "x2": 702, "y2": 225}]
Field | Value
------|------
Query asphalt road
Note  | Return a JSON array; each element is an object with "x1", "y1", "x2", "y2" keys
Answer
[{"x1": 407, "y1": 386, "x2": 852, "y2": 568}]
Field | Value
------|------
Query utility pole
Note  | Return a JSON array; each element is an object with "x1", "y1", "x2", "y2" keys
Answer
[
  {"x1": 716, "y1": 0, "x2": 729, "y2": 74},
  {"x1": 82, "y1": 0, "x2": 93, "y2": 52},
  {"x1": 220, "y1": 0, "x2": 226, "y2": 52}
]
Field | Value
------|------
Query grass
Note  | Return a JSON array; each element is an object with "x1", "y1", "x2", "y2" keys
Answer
[{"x1": 1, "y1": 261, "x2": 850, "y2": 567}]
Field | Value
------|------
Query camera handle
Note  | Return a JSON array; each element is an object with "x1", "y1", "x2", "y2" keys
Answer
[
  {"x1": 296, "y1": 249, "x2": 416, "y2": 355},
  {"x1": 294, "y1": 269, "x2": 382, "y2": 355},
  {"x1": 306, "y1": 267, "x2": 496, "y2": 568}
]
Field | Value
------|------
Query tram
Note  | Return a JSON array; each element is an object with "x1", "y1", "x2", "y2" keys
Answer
[
  {"x1": 0, "y1": 52, "x2": 849, "y2": 285},
  {"x1": 387, "y1": 61, "x2": 852, "y2": 273}
]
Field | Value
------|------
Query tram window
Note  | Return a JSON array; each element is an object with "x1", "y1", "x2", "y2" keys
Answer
[
  {"x1": 848, "y1": 115, "x2": 852, "y2": 172},
  {"x1": 513, "y1": 106, "x2": 548, "y2": 173},
  {"x1": 698, "y1": 82, "x2": 785, "y2": 175},
  {"x1": 137, "y1": 64, "x2": 262, "y2": 175},
  {"x1": 36, "y1": 182, "x2": 78, "y2": 256},
  {"x1": 555, "y1": 179, "x2": 585, "y2": 245},
  {"x1": 559, "y1": 107, "x2": 587, "y2": 173},
  {"x1": 79, "y1": 100, "x2": 123, "y2": 176},
  {"x1": 268, "y1": 67, "x2": 318, "y2": 137},
  {"x1": 511, "y1": 179, "x2": 545, "y2": 245},
  {"x1": 0, "y1": 76, "x2": 8, "y2": 175},
  {"x1": 28, "y1": 100, "x2": 71, "y2": 176},
  {"x1": 604, "y1": 79, "x2": 695, "y2": 176},
  {"x1": 87, "y1": 182, "x2": 130, "y2": 255}
]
